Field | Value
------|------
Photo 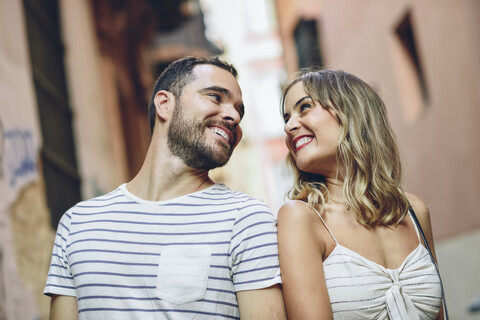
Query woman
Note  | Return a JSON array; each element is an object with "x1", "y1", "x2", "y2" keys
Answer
[{"x1": 278, "y1": 69, "x2": 444, "y2": 319}]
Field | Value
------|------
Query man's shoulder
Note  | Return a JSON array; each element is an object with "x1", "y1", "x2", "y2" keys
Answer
[
  {"x1": 68, "y1": 184, "x2": 126, "y2": 211},
  {"x1": 54, "y1": 184, "x2": 127, "y2": 229},
  {"x1": 214, "y1": 184, "x2": 270, "y2": 208}
]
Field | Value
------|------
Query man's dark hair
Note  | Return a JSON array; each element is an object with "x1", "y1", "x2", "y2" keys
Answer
[{"x1": 148, "y1": 56, "x2": 238, "y2": 133}]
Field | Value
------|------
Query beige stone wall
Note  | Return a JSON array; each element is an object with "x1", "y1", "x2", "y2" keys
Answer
[
  {"x1": 0, "y1": 1, "x2": 130, "y2": 318},
  {"x1": 11, "y1": 181, "x2": 54, "y2": 320},
  {"x1": 0, "y1": 0, "x2": 46, "y2": 318}
]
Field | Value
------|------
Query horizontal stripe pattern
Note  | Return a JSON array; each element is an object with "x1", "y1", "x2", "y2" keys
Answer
[
  {"x1": 300, "y1": 201, "x2": 443, "y2": 319},
  {"x1": 44, "y1": 183, "x2": 281, "y2": 319},
  {"x1": 324, "y1": 243, "x2": 442, "y2": 319}
]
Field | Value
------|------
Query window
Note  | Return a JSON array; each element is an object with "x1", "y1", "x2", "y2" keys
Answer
[
  {"x1": 23, "y1": 0, "x2": 81, "y2": 228},
  {"x1": 294, "y1": 19, "x2": 323, "y2": 69},
  {"x1": 395, "y1": 11, "x2": 429, "y2": 104}
]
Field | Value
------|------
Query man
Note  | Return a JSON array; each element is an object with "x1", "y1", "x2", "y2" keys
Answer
[{"x1": 44, "y1": 56, "x2": 286, "y2": 319}]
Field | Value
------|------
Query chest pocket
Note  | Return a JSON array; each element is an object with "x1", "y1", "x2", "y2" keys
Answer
[{"x1": 155, "y1": 246, "x2": 211, "y2": 305}]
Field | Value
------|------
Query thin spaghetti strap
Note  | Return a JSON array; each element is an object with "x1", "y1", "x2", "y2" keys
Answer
[
  {"x1": 296, "y1": 200, "x2": 338, "y2": 244},
  {"x1": 408, "y1": 210, "x2": 422, "y2": 244}
]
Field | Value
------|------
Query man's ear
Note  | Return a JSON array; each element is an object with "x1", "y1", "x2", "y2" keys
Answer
[{"x1": 154, "y1": 90, "x2": 175, "y2": 122}]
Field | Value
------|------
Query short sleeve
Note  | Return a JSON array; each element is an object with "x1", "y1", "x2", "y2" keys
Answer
[
  {"x1": 44, "y1": 211, "x2": 76, "y2": 297},
  {"x1": 230, "y1": 198, "x2": 282, "y2": 292}
]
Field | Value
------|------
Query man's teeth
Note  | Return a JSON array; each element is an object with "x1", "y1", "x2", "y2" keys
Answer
[
  {"x1": 295, "y1": 137, "x2": 312, "y2": 149},
  {"x1": 210, "y1": 127, "x2": 229, "y2": 141}
]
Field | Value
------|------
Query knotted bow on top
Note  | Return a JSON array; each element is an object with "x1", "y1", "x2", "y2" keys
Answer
[{"x1": 385, "y1": 269, "x2": 420, "y2": 320}]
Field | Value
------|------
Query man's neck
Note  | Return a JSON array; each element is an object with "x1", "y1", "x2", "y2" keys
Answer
[{"x1": 126, "y1": 142, "x2": 215, "y2": 202}]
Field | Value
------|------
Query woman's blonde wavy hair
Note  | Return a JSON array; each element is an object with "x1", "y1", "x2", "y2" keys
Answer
[{"x1": 281, "y1": 69, "x2": 409, "y2": 226}]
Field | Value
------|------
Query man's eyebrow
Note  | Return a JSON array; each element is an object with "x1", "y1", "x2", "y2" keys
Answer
[
  {"x1": 200, "y1": 86, "x2": 231, "y2": 97},
  {"x1": 200, "y1": 86, "x2": 245, "y2": 118}
]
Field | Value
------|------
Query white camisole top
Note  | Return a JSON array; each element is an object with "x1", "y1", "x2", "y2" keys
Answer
[{"x1": 305, "y1": 203, "x2": 442, "y2": 319}]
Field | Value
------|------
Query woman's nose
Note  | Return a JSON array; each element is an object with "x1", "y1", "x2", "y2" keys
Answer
[{"x1": 284, "y1": 116, "x2": 299, "y2": 134}]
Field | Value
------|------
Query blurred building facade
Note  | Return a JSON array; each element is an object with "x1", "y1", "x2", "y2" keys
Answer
[
  {"x1": 0, "y1": 0, "x2": 224, "y2": 318},
  {"x1": 274, "y1": 0, "x2": 480, "y2": 318},
  {"x1": 1, "y1": 0, "x2": 480, "y2": 319},
  {"x1": 199, "y1": 0, "x2": 290, "y2": 214}
]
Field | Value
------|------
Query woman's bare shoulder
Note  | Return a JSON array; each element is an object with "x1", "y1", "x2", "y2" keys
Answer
[
  {"x1": 405, "y1": 192, "x2": 430, "y2": 220},
  {"x1": 404, "y1": 192, "x2": 436, "y2": 245},
  {"x1": 278, "y1": 200, "x2": 319, "y2": 222}
]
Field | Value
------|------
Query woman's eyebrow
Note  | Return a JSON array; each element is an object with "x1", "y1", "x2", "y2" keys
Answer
[
  {"x1": 293, "y1": 96, "x2": 310, "y2": 109},
  {"x1": 283, "y1": 96, "x2": 311, "y2": 122}
]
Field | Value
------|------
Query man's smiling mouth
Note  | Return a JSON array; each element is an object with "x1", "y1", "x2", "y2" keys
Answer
[{"x1": 210, "y1": 126, "x2": 231, "y2": 143}]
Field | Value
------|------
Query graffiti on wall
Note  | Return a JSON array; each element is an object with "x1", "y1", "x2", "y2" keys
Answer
[{"x1": 0, "y1": 118, "x2": 37, "y2": 190}]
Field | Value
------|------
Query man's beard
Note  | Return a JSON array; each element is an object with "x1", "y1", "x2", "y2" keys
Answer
[{"x1": 167, "y1": 102, "x2": 236, "y2": 170}]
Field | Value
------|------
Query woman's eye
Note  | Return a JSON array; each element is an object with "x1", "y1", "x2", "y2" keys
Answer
[{"x1": 300, "y1": 103, "x2": 311, "y2": 112}]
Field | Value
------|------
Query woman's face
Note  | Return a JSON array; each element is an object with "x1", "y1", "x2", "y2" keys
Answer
[{"x1": 283, "y1": 81, "x2": 341, "y2": 176}]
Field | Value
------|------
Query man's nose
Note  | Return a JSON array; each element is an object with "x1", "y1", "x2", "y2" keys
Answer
[{"x1": 221, "y1": 104, "x2": 241, "y2": 124}]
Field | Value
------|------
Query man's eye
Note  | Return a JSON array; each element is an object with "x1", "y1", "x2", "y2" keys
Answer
[{"x1": 209, "y1": 94, "x2": 221, "y2": 102}]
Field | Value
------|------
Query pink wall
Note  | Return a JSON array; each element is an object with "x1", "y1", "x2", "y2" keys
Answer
[{"x1": 275, "y1": 0, "x2": 480, "y2": 239}]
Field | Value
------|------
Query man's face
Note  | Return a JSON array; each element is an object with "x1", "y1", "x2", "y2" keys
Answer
[{"x1": 167, "y1": 64, "x2": 244, "y2": 170}]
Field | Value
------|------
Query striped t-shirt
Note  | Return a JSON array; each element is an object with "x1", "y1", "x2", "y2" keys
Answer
[{"x1": 44, "y1": 183, "x2": 281, "y2": 319}]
